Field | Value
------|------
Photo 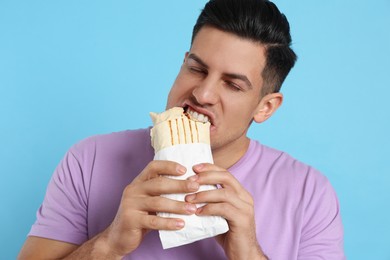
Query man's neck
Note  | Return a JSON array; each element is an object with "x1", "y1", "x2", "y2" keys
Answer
[{"x1": 212, "y1": 137, "x2": 250, "y2": 169}]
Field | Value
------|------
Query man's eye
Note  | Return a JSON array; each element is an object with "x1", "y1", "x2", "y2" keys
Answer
[
  {"x1": 225, "y1": 81, "x2": 242, "y2": 91},
  {"x1": 189, "y1": 67, "x2": 206, "y2": 74}
]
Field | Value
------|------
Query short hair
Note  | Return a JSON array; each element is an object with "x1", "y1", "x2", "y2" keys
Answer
[{"x1": 192, "y1": 0, "x2": 297, "y2": 96}]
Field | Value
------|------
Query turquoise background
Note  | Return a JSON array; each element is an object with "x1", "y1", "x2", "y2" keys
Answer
[{"x1": 1, "y1": 0, "x2": 389, "y2": 259}]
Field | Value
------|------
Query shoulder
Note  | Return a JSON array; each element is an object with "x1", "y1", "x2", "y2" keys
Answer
[
  {"x1": 240, "y1": 140, "x2": 331, "y2": 196},
  {"x1": 61, "y1": 128, "x2": 153, "y2": 176},
  {"x1": 243, "y1": 140, "x2": 324, "y2": 177},
  {"x1": 256, "y1": 140, "x2": 326, "y2": 180},
  {"x1": 69, "y1": 128, "x2": 152, "y2": 157}
]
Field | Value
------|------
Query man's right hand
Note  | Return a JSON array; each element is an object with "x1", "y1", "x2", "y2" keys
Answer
[
  {"x1": 99, "y1": 160, "x2": 199, "y2": 257},
  {"x1": 18, "y1": 160, "x2": 199, "y2": 259}
]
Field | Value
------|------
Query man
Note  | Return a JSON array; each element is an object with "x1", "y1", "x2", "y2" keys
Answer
[{"x1": 19, "y1": 0, "x2": 345, "y2": 259}]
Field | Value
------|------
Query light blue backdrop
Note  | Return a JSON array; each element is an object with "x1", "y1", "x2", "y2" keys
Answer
[{"x1": 1, "y1": 0, "x2": 389, "y2": 259}]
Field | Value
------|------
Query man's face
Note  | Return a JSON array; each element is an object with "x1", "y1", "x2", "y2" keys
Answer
[{"x1": 166, "y1": 26, "x2": 267, "y2": 155}]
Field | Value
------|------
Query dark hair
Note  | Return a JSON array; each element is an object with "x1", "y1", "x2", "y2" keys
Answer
[{"x1": 192, "y1": 0, "x2": 297, "y2": 96}]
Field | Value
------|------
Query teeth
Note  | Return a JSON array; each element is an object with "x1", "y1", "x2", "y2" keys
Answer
[{"x1": 186, "y1": 107, "x2": 210, "y2": 123}]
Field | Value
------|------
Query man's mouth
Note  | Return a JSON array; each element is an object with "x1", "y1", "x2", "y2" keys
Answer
[{"x1": 185, "y1": 106, "x2": 210, "y2": 124}]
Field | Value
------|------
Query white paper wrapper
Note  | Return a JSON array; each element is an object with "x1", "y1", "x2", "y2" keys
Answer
[{"x1": 154, "y1": 143, "x2": 229, "y2": 249}]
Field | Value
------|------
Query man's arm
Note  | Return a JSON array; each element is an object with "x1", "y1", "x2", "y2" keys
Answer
[
  {"x1": 298, "y1": 175, "x2": 345, "y2": 259},
  {"x1": 18, "y1": 237, "x2": 79, "y2": 260},
  {"x1": 18, "y1": 233, "x2": 123, "y2": 260}
]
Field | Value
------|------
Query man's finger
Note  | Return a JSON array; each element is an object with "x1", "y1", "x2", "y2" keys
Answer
[
  {"x1": 140, "y1": 215, "x2": 185, "y2": 231},
  {"x1": 137, "y1": 160, "x2": 187, "y2": 182},
  {"x1": 139, "y1": 196, "x2": 197, "y2": 215},
  {"x1": 142, "y1": 176, "x2": 199, "y2": 195},
  {"x1": 190, "y1": 167, "x2": 243, "y2": 192}
]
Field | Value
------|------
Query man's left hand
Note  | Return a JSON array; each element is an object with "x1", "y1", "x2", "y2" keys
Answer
[{"x1": 185, "y1": 163, "x2": 267, "y2": 260}]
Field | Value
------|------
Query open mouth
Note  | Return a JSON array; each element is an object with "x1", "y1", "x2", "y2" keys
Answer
[{"x1": 184, "y1": 106, "x2": 210, "y2": 124}]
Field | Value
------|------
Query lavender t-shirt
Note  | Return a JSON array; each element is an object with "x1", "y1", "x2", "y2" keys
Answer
[{"x1": 29, "y1": 128, "x2": 344, "y2": 259}]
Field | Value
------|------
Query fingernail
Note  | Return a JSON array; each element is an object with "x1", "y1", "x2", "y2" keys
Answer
[
  {"x1": 177, "y1": 165, "x2": 186, "y2": 174},
  {"x1": 188, "y1": 175, "x2": 198, "y2": 181},
  {"x1": 176, "y1": 220, "x2": 185, "y2": 228},
  {"x1": 193, "y1": 163, "x2": 204, "y2": 171},
  {"x1": 186, "y1": 203, "x2": 197, "y2": 213},
  {"x1": 186, "y1": 194, "x2": 196, "y2": 202},
  {"x1": 196, "y1": 207, "x2": 203, "y2": 215},
  {"x1": 188, "y1": 181, "x2": 199, "y2": 191}
]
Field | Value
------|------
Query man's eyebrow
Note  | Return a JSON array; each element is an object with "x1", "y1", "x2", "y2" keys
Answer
[
  {"x1": 223, "y1": 73, "x2": 253, "y2": 89},
  {"x1": 187, "y1": 53, "x2": 209, "y2": 69}
]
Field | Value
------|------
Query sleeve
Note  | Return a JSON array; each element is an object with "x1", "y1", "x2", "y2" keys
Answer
[
  {"x1": 28, "y1": 146, "x2": 90, "y2": 245},
  {"x1": 298, "y1": 173, "x2": 345, "y2": 260}
]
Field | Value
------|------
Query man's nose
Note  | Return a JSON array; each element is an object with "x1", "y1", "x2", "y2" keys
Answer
[{"x1": 191, "y1": 76, "x2": 219, "y2": 106}]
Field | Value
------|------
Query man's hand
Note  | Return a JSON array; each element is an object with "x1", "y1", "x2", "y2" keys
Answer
[
  {"x1": 185, "y1": 163, "x2": 268, "y2": 260},
  {"x1": 93, "y1": 160, "x2": 200, "y2": 257}
]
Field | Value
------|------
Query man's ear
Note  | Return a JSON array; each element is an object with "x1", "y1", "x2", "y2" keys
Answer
[{"x1": 253, "y1": 93, "x2": 283, "y2": 123}]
